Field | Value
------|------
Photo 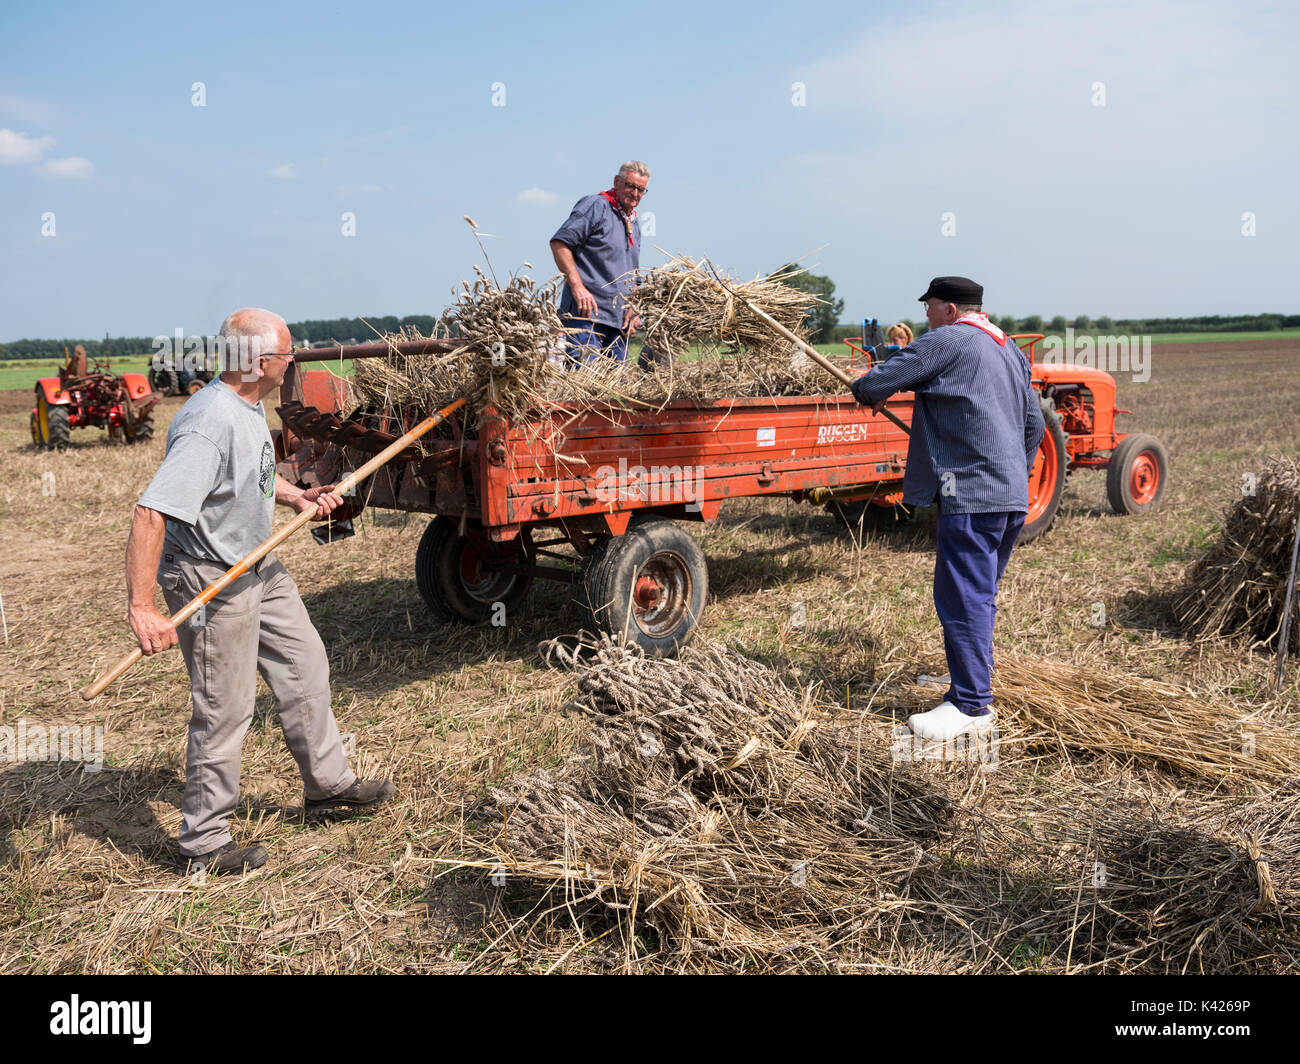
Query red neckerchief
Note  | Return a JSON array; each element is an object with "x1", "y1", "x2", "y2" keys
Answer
[
  {"x1": 954, "y1": 311, "x2": 1007, "y2": 346},
  {"x1": 600, "y1": 189, "x2": 636, "y2": 248}
]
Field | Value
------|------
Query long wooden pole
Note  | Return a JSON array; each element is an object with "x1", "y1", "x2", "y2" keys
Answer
[
  {"x1": 704, "y1": 264, "x2": 911, "y2": 436},
  {"x1": 1274, "y1": 513, "x2": 1300, "y2": 693},
  {"x1": 82, "y1": 396, "x2": 467, "y2": 701}
]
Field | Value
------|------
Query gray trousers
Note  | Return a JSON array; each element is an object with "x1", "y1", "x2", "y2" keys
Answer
[{"x1": 160, "y1": 549, "x2": 355, "y2": 857}]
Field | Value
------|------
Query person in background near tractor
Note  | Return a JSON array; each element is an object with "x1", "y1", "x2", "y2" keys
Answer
[
  {"x1": 125, "y1": 308, "x2": 396, "y2": 876},
  {"x1": 850, "y1": 277, "x2": 1045, "y2": 742},
  {"x1": 550, "y1": 161, "x2": 661, "y2": 369},
  {"x1": 886, "y1": 322, "x2": 914, "y2": 347}
]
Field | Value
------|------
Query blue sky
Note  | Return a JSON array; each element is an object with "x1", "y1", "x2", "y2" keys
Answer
[{"x1": 1, "y1": 0, "x2": 1296, "y2": 340}]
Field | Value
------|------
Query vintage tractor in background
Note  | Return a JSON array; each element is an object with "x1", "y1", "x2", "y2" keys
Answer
[
  {"x1": 148, "y1": 348, "x2": 216, "y2": 396},
  {"x1": 30, "y1": 345, "x2": 157, "y2": 449}
]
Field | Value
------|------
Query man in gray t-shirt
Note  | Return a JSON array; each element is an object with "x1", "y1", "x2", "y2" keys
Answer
[{"x1": 127, "y1": 307, "x2": 397, "y2": 876}]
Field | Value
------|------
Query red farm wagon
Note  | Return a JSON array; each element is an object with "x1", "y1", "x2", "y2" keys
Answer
[{"x1": 274, "y1": 335, "x2": 1166, "y2": 654}]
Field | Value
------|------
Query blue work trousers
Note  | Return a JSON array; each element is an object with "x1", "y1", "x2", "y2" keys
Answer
[
  {"x1": 933, "y1": 511, "x2": 1026, "y2": 714},
  {"x1": 563, "y1": 317, "x2": 664, "y2": 370},
  {"x1": 563, "y1": 319, "x2": 627, "y2": 366}
]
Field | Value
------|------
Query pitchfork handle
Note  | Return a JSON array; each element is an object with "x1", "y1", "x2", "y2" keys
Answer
[
  {"x1": 81, "y1": 397, "x2": 468, "y2": 701},
  {"x1": 704, "y1": 264, "x2": 911, "y2": 436}
]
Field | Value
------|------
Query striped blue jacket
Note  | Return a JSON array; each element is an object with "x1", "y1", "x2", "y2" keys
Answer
[{"x1": 851, "y1": 321, "x2": 1046, "y2": 514}]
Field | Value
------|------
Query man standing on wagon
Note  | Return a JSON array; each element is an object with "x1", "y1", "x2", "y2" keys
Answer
[
  {"x1": 549, "y1": 161, "x2": 660, "y2": 368},
  {"x1": 849, "y1": 277, "x2": 1045, "y2": 742}
]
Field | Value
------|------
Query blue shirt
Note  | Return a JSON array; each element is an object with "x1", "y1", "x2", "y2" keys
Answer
[
  {"x1": 552, "y1": 193, "x2": 640, "y2": 329},
  {"x1": 851, "y1": 322, "x2": 1046, "y2": 514}
]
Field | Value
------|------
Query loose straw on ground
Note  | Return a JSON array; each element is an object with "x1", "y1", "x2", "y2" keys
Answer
[{"x1": 988, "y1": 652, "x2": 1300, "y2": 789}]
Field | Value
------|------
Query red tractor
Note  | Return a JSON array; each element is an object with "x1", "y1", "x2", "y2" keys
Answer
[{"x1": 30, "y1": 345, "x2": 158, "y2": 449}]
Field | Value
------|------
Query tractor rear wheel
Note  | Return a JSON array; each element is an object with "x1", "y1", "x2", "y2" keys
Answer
[
  {"x1": 414, "y1": 516, "x2": 532, "y2": 623},
  {"x1": 1107, "y1": 433, "x2": 1168, "y2": 514},
  {"x1": 35, "y1": 395, "x2": 71, "y2": 450},
  {"x1": 582, "y1": 514, "x2": 708, "y2": 656},
  {"x1": 1019, "y1": 398, "x2": 1067, "y2": 544}
]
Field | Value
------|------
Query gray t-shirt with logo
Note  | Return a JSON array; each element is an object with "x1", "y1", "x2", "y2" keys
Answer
[{"x1": 138, "y1": 379, "x2": 276, "y2": 566}]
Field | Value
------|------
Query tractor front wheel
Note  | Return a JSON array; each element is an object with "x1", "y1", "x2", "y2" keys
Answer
[
  {"x1": 583, "y1": 514, "x2": 708, "y2": 656},
  {"x1": 414, "y1": 516, "x2": 532, "y2": 623},
  {"x1": 126, "y1": 413, "x2": 154, "y2": 444},
  {"x1": 1107, "y1": 434, "x2": 1168, "y2": 514},
  {"x1": 1019, "y1": 398, "x2": 1067, "y2": 544}
]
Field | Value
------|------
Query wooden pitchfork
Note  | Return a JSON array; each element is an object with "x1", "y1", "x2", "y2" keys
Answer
[
  {"x1": 82, "y1": 397, "x2": 467, "y2": 700},
  {"x1": 703, "y1": 259, "x2": 911, "y2": 436}
]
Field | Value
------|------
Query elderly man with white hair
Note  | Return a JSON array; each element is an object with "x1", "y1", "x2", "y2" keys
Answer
[{"x1": 126, "y1": 308, "x2": 395, "y2": 876}]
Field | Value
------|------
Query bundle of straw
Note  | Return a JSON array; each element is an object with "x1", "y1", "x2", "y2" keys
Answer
[
  {"x1": 351, "y1": 270, "x2": 563, "y2": 424},
  {"x1": 349, "y1": 255, "x2": 850, "y2": 429},
  {"x1": 462, "y1": 635, "x2": 953, "y2": 965},
  {"x1": 990, "y1": 652, "x2": 1300, "y2": 788},
  {"x1": 1178, "y1": 454, "x2": 1300, "y2": 652},
  {"x1": 630, "y1": 256, "x2": 818, "y2": 360}
]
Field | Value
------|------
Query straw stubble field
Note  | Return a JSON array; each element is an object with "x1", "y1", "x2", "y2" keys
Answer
[{"x1": 0, "y1": 337, "x2": 1298, "y2": 973}]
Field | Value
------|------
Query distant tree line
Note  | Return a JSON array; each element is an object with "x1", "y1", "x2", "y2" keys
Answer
[
  {"x1": 0, "y1": 315, "x2": 444, "y2": 361},
  {"x1": 824, "y1": 312, "x2": 1300, "y2": 343},
  {"x1": 3, "y1": 310, "x2": 1297, "y2": 361}
]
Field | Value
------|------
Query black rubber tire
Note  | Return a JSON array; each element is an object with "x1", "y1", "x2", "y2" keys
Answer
[
  {"x1": 29, "y1": 408, "x2": 39, "y2": 447},
  {"x1": 1018, "y1": 398, "x2": 1067, "y2": 544},
  {"x1": 582, "y1": 514, "x2": 708, "y2": 656},
  {"x1": 1106, "y1": 433, "x2": 1168, "y2": 515},
  {"x1": 148, "y1": 367, "x2": 160, "y2": 394},
  {"x1": 187, "y1": 378, "x2": 205, "y2": 395},
  {"x1": 826, "y1": 497, "x2": 912, "y2": 532},
  {"x1": 414, "y1": 516, "x2": 532, "y2": 624},
  {"x1": 126, "y1": 414, "x2": 153, "y2": 444},
  {"x1": 164, "y1": 369, "x2": 179, "y2": 396},
  {"x1": 45, "y1": 400, "x2": 71, "y2": 449}
]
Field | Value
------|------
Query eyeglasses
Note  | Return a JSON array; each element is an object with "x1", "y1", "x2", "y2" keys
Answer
[{"x1": 620, "y1": 183, "x2": 648, "y2": 197}]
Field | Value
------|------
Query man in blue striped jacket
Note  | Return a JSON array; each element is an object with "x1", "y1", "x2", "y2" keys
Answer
[{"x1": 850, "y1": 277, "x2": 1045, "y2": 742}]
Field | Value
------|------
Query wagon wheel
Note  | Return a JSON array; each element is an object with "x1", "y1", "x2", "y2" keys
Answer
[
  {"x1": 583, "y1": 514, "x2": 708, "y2": 656},
  {"x1": 414, "y1": 516, "x2": 532, "y2": 623},
  {"x1": 1019, "y1": 398, "x2": 1067, "y2": 544},
  {"x1": 1107, "y1": 433, "x2": 1168, "y2": 515}
]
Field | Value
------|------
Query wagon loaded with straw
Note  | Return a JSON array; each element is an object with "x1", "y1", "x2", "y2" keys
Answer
[{"x1": 272, "y1": 258, "x2": 1166, "y2": 655}]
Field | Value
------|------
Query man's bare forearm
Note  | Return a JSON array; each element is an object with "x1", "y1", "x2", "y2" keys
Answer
[
  {"x1": 550, "y1": 240, "x2": 581, "y2": 287},
  {"x1": 274, "y1": 474, "x2": 306, "y2": 510},
  {"x1": 126, "y1": 505, "x2": 167, "y2": 609}
]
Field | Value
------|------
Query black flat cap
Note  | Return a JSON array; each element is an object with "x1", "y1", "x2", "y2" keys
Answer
[{"x1": 918, "y1": 276, "x2": 983, "y2": 304}]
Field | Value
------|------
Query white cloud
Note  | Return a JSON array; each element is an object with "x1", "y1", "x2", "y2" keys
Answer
[
  {"x1": 0, "y1": 128, "x2": 56, "y2": 166},
  {"x1": 516, "y1": 186, "x2": 559, "y2": 206},
  {"x1": 336, "y1": 182, "x2": 381, "y2": 200},
  {"x1": 268, "y1": 163, "x2": 297, "y2": 179},
  {"x1": 34, "y1": 156, "x2": 94, "y2": 179}
]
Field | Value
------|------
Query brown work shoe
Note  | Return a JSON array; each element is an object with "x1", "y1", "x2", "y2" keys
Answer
[
  {"x1": 305, "y1": 778, "x2": 396, "y2": 815},
  {"x1": 182, "y1": 840, "x2": 268, "y2": 876}
]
